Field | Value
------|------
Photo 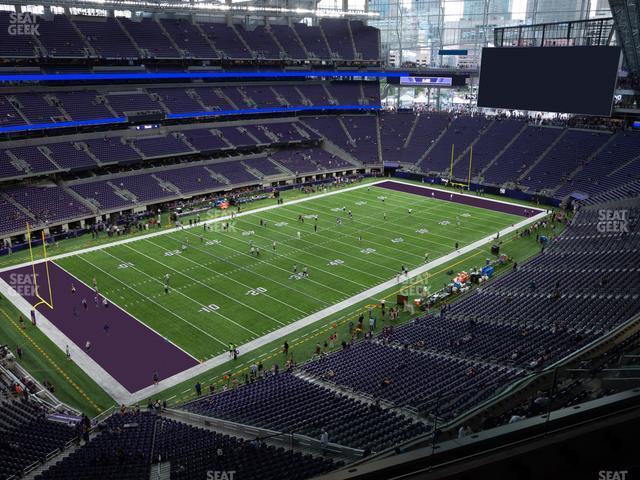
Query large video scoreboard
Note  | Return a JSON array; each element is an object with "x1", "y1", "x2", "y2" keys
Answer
[{"x1": 478, "y1": 46, "x2": 621, "y2": 116}]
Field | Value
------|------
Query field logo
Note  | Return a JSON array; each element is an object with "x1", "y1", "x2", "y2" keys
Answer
[
  {"x1": 328, "y1": 259, "x2": 344, "y2": 266},
  {"x1": 355, "y1": 201, "x2": 367, "y2": 206},
  {"x1": 462, "y1": 213, "x2": 471, "y2": 217},
  {"x1": 391, "y1": 237, "x2": 404, "y2": 243},
  {"x1": 274, "y1": 222, "x2": 288, "y2": 227},
  {"x1": 439, "y1": 220, "x2": 451, "y2": 226},
  {"x1": 597, "y1": 209, "x2": 629, "y2": 233},
  {"x1": 416, "y1": 228, "x2": 429, "y2": 234},
  {"x1": 8, "y1": 12, "x2": 39, "y2": 36},
  {"x1": 360, "y1": 248, "x2": 376, "y2": 254},
  {"x1": 242, "y1": 230, "x2": 255, "y2": 236},
  {"x1": 206, "y1": 471, "x2": 236, "y2": 480},
  {"x1": 6, "y1": 272, "x2": 39, "y2": 298}
]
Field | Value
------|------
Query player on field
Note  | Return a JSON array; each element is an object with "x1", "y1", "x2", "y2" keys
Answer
[
  {"x1": 302, "y1": 266, "x2": 308, "y2": 278},
  {"x1": 297, "y1": 231, "x2": 301, "y2": 240},
  {"x1": 293, "y1": 264, "x2": 297, "y2": 274},
  {"x1": 250, "y1": 246, "x2": 255, "y2": 255},
  {"x1": 71, "y1": 283, "x2": 76, "y2": 294},
  {"x1": 383, "y1": 212, "x2": 387, "y2": 221},
  {"x1": 348, "y1": 210, "x2": 353, "y2": 219},
  {"x1": 408, "y1": 208, "x2": 413, "y2": 214},
  {"x1": 272, "y1": 241, "x2": 276, "y2": 251},
  {"x1": 424, "y1": 253, "x2": 429, "y2": 262}
]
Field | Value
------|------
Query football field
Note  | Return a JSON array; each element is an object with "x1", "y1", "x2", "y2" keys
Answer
[{"x1": 0, "y1": 180, "x2": 543, "y2": 403}]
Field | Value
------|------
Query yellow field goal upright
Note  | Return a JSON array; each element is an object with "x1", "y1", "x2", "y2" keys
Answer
[{"x1": 26, "y1": 222, "x2": 54, "y2": 311}]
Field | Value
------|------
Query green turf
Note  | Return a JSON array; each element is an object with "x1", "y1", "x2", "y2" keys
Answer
[{"x1": 54, "y1": 184, "x2": 523, "y2": 360}]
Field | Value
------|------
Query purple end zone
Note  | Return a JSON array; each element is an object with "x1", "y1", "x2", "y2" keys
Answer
[
  {"x1": 376, "y1": 181, "x2": 542, "y2": 217},
  {"x1": 0, "y1": 262, "x2": 198, "y2": 393}
]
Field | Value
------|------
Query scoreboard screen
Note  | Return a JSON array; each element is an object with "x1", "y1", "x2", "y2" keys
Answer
[
  {"x1": 477, "y1": 46, "x2": 621, "y2": 116},
  {"x1": 400, "y1": 76, "x2": 453, "y2": 86}
]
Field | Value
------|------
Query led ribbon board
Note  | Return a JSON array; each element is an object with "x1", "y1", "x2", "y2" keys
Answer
[
  {"x1": 0, "y1": 71, "x2": 410, "y2": 83},
  {"x1": 399, "y1": 76, "x2": 453, "y2": 86}
]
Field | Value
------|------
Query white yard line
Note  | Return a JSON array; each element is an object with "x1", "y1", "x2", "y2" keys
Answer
[
  {"x1": 212, "y1": 220, "x2": 388, "y2": 286},
  {"x1": 290, "y1": 199, "x2": 464, "y2": 253},
  {"x1": 264, "y1": 207, "x2": 427, "y2": 261},
  {"x1": 97, "y1": 247, "x2": 266, "y2": 334},
  {"x1": 336, "y1": 188, "x2": 516, "y2": 233},
  {"x1": 77, "y1": 253, "x2": 231, "y2": 347},
  {"x1": 0, "y1": 179, "x2": 547, "y2": 404},
  {"x1": 178, "y1": 229, "x2": 349, "y2": 306},
  {"x1": 139, "y1": 238, "x2": 304, "y2": 319}
]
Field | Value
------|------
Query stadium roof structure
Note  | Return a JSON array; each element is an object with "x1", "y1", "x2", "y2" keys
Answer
[
  {"x1": 4, "y1": 0, "x2": 380, "y2": 19},
  {"x1": 609, "y1": 0, "x2": 640, "y2": 77},
  {"x1": 493, "y1": 17, "x2": 616, "y2": 47}
]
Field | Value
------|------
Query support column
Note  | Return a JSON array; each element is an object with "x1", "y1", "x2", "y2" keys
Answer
[{"x1": 226, "y1": 0, "x2": 232, "y2": 26}]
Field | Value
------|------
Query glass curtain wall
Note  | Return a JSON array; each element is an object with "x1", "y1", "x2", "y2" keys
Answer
[
  {"x1": 359, "y1": 0, "x2": 612, "y2": 68},
  {"x1": 354, "y1": 0, "x2": 612, "y2": 110}
]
